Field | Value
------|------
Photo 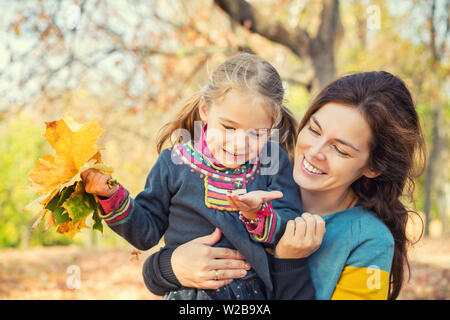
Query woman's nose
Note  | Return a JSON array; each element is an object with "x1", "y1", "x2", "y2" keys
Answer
[{"x1": 309, "y1": 141, "x2": 326, "y2": 161}]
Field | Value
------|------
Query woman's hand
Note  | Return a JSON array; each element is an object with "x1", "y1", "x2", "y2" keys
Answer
[
  {"x1": 171, "y1": 228, "x2": 252, "y2": 289},
  {"x1": 226, "y1": 190, "x2": 283, "y2": 220},
  {"x1": 275, "y1": 212, "x2": 326, "y2": 259}
]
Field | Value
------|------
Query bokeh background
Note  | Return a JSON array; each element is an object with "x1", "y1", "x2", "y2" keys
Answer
[{"x1": 0, "y1": 0, "x2": 448, "y2": 300}]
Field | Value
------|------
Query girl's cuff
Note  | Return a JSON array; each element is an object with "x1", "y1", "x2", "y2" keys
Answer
[
  {"x1": 246, "y1": 216, "x2": 266, "y2": 237},
  {"x1": 97, "y1": 184, "x2": 127, "y2": 214}
]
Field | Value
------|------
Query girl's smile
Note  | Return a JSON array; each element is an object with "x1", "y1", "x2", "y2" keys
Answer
[
  {"x1": 223, "y1": 148, "x2": 246, "y2": 161},
  {"x1": 199, "y1": 89, "x2": 273, "y2": 169}
]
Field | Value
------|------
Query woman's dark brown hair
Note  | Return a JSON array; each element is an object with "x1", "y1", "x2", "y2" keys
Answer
[{"x1": 298, "y1": 71, "x2": 426, "y2": 299}]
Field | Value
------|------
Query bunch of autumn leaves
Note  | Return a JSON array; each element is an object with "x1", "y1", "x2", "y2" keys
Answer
[{"x1": 25, "y1": 116, "x2": 116, "y2": 238}]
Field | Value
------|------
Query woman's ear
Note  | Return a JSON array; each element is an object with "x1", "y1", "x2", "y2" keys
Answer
[
  {"x1": 199, "y1": 98, "x2": 208, "y2": 122},
  {"x1": 362, "y1": 167, "x2": 381, "y2": 179}
]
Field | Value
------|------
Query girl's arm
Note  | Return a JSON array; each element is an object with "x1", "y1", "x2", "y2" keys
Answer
[
  {"x1": 243, "y1": 143, "x2": 303, "y2": 245},
  {"x1": 93, "y1": 149, "x2": 173, "y2": 250},
  {"x1": 225, "y1": 190, "x2": 282, "y2": 245}
]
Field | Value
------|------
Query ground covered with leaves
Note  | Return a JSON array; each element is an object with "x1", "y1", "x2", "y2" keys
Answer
[{"x1": 0, "y1": 238, "x2": 448, "y2": 300}]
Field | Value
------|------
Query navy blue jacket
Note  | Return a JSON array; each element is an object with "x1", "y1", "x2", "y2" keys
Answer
[{"x1": 98, "y1": 141, "x2": 307, "y2": 294}]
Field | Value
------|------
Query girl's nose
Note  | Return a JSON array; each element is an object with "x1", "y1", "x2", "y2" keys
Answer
[{"x1": 233, "y1": 129, "x2": 249, "y2": 152}]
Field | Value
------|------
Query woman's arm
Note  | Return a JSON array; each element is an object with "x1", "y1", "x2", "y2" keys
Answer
[
  {"x1": 268, "y1": 255, "x2": 315, "y2": 300},
  {"x1": 142, "y1": 247, "x2": 181, "y2": 296},
  {"x1": 330, "y1": 234, "x2": 394, "y2": 300},
  {"x1": 143, "y1": 214, "x2": 325, "y2": 298},
  {"x1": 270, "y1": 213, "x2": 325, "y2": 300},
  {"x1": 142, "y1": 228, "x2": 251, "y2": 295}
]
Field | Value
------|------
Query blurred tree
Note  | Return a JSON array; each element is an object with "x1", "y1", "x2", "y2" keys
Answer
[
  {"x1": 336, "y1": 0, "x2": 449, "y2": 236},
  {"x1": 0, "y1": 0, "x2": 448, "y2": 245},
  {"x1": 422, "y1": 0, "x2": 449, "y2": 236},
  {"x1": 0, "y1": 0, "x2": 242, "y2": 114}
]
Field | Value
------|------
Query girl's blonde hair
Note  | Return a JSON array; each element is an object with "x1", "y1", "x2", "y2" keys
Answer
[{"x1": 156, "y1": 53, "x2": 298, "y2": 161}]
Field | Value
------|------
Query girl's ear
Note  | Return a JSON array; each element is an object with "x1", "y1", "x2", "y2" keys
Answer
[{"x1": 199, "y1": 98, "x2": 209, "y2": 122}]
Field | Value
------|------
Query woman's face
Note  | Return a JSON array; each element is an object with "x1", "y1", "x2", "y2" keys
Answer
[{"x1": 293, "y1": 102, "x2": 378, "y2": 193}]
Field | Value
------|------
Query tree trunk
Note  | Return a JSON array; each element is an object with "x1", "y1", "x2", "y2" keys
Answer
[
  {"x1": 214, "y1": 0, "x2": 341, "y2": 93},
  {"x1": 423, "y1": 109, "x2": 440, "y2": 236},
  {"x1": 310, "y1": 41, "x2": 336, "y2": 93}
]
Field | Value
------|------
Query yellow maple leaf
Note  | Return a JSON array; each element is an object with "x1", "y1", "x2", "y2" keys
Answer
[
  {"x1": 28, "y1": 117, "x2": 103, "y2": 195},
  {"x1": 56, "y1": 217, "x2": 89, "y2": 239},
  {"x1": 25, "y1": 116, "x2": 114, "y2": 238}
]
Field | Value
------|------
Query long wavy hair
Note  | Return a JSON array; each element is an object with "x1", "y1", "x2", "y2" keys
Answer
[
  {"x1": 156, "y1": 53, "x2": 298, "y2": 161},
  {"x1": 298, "y1": 71, "x2": 426, "y2": 299}
]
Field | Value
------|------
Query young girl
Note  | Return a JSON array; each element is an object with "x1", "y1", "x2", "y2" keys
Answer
[{"x1": 81, "y1": 53, "x2": 308, "y2": 300}]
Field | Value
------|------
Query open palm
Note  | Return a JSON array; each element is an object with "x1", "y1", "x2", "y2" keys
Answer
[{"x1": 226, "y1": 190, "x2": 283, "y2": 215}]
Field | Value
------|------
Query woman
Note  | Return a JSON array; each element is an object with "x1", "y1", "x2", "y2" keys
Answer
[{"x1": 143, "y1": 71, "x2": 426, "y2": 300}]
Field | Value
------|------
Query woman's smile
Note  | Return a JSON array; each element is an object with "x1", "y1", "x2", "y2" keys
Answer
[
  {"x1": 293, "y1": 103, "x2": 375, "y2": 193},
  {"x1": 301, "y1": 156, "x2": 327, "y2": 176}
]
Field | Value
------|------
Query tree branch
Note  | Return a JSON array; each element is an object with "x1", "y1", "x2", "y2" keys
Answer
[{"x1": 214, "y1": 0, "x2": 311, "y2": 58}]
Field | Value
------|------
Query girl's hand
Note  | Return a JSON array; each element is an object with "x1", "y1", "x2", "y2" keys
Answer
[
  {"x1": 171, "y1": 228, "x2": 251, "y2": 289},
  {"x1": 80, "y1": 168, "x2": 119, "y2": 198},
  {"x1": 226, "y1": 190, "x2": 283, "y2": 221},
  {"x1": 274, "y1": 212, "x2": 326, "y2": 259}
]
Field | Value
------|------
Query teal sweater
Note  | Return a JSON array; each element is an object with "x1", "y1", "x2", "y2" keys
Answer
[{"x1": 305, "y1": 206, "x2": 394, "y2": 299}]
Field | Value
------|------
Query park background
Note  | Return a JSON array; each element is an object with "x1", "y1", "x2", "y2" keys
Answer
[{"x1": 0, "y1": 0, "x2": 448, "y2": 299}]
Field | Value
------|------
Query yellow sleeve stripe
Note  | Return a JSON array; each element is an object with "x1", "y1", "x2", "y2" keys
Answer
[
  {"x1": 253, "y1": 212, "x2": 270, "y2": 241},
  {"x1": 331, "y1": 266, "x2": 390, "y2": 300}
]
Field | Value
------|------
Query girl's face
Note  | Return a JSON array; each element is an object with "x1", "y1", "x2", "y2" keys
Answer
[
  {"x1": 199, "y1": 89, "x2": 273, "y2": 169},
  {"x1": 293, "y1": 102, "x2": 379, "y2": 193}
]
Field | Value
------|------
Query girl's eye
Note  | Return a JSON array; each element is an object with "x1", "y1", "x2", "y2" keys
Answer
[
  {"x1": 223, "y1": 125, "x2": 235, "y2": 131},
  {"x1": 308, "y1": 126, "x2": 320, "y2": 135},
  {"x1": 333, "y1": 145, "x2": 349, "y2": 157},
  {"x1": 249, "y1": 131, "x2": 266, "y2": 138}
]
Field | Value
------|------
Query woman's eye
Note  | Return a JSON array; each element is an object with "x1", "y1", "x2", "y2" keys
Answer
[
  {"x1": 333, "y1": 145, "x2": 349, "y2": 157},
  {"x1": 308, "y1": 126, "x2": 320, "y2": 135}
]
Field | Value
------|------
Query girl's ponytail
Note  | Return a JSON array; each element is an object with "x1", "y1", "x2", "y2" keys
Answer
[
  {"x1": 274, "y1": 105, "x2": 298, "y2": 163},
  {"x1": 156, "y1": 91, "x2": 202, "y2": 153}
]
